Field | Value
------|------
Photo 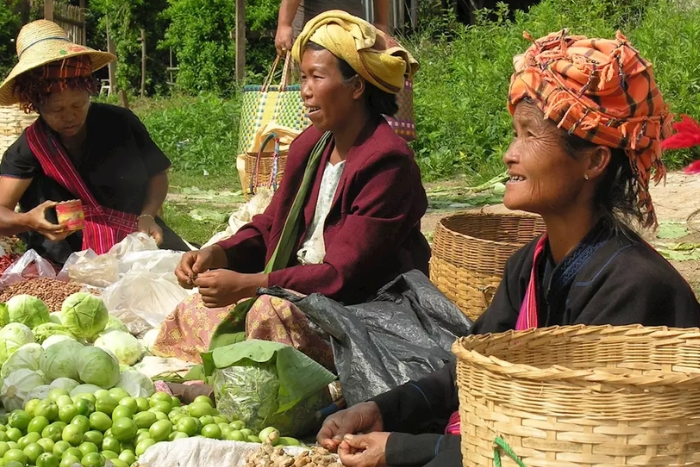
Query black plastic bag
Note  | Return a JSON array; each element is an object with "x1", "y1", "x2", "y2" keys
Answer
[{"x1": 261, "y1": 270, "x2": 473, "y2": 406}]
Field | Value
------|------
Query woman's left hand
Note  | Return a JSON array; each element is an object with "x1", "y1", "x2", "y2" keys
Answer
[
  {"x1": 138, "y1": 215, "x2": 163, "y2": 245},
  {"x1": 194, "y1": 270, "x2": 266, "y2": 308},
  {"x1": 338, "y1": 433, "x2": 390, "y2": 467}
]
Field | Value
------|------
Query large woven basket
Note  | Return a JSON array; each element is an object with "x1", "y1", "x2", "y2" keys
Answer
[
  {"x1": 244, "y1": 133, "x2": 287, "y2": 197},
  {"x1": 430, "y1": 212, "x2": 545, "y2": 321},
  {"x1": 453, "y1": 325, "x2": 700, "y2": 467},
  {"x1": 0, "y1": 106, "x2": 37, "y2": 157}
]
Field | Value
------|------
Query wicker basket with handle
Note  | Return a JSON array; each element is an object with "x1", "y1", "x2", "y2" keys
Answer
[
  {"x1": 453, "y1": 324, "x2": 700, "y2": 467},
  {"x1": 0, "y1": 106, "x2": 37, "y2": 157},
  {"x1": 430, "y1": 211, "x2": 545, "y2": 321}
]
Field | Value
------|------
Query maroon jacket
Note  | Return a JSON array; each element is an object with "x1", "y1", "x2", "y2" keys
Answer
[{"x1": 217, "y1": 117, "x2": 430, "y2": 304}]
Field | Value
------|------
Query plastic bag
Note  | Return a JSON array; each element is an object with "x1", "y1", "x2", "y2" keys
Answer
[
  {"x1": 263, "y1": 270, "x2": 473, "y2": 406},
  {"x1": 205, "y1": 340, "x2": 335, "y2": 437},
  {"x1": 0, "y1": 250, "x2": 56, "y2": 289},
  {"x1": 56, "y1": 250, "x2": 118, "y2": 288}
]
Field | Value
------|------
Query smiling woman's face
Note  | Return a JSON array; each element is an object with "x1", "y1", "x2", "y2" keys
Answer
[
  {"x1": 502, "y1": 101, "x2": 590, "y2": 215},
  {"x1": 38, "y1": 87, "x2": 90, "y2": 138}
]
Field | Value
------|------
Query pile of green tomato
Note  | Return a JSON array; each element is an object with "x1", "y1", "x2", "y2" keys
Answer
[{"x1": 0, "y1": 388, "x2": 297, "y2": 467}]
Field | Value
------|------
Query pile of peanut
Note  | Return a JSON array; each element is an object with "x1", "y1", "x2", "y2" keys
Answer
[
  {"x1": 0, "y1": 278, "x2": 83, "y2": 311},
  {"x1": 245, "y1": 445, "x2": 342, "y2": 467}
]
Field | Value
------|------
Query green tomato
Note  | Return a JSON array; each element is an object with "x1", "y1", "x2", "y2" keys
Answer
[
  {"x1": 0, "y1": 425, "x2": 6, "y2": 432},
  {"x1": 5, "y1": 443, "x2": 17, "y2": 452},
  {"x1": 23, "y1": 442, "x2": 45, "y2": 464},
  {"x1": 111, "y1": 460, "x2": 129, "y2": 467},
  {"x1": 277, "y1": 437, "x2": 301, "y2": 447},
  {"x1": 36, "y1": 452, "x2": 59, "y2": 467},
  {"x1": 168, "y1": 432, "x2": 189, "y2": 441},
  {"x1": 81, "y1": 431, "x2": 102, "y2": 447},
  {"x1": 225, "y1": 430, "x2": 245, "y2": 442},
  {"x1": 187, "y1": 403, "x2": 213, "y2": 418},
  {"x1": 175, "y1": 417, "x2": 199, "y2": 437},
  {"x1": 134, "y1": 439, "x2": 156, "y2": 457},
  {"x1": 72, "y1": 394, "x2": 96, "y2": 405},
  {"x1": 48, "y1": 389, "x2": 70, "y2": 403},
  {"x1": 55, "y1": 396, "x2": 73, "y2": 409},
  {"x1": 217, "y1": 423, "x2": 230, "y2": 433},
  {"x1": 111, "y1": 406, "x2": 133, "y2": 422},
  {"x1": 239, "y1": 428, "x2": 253, "y2": 437},
  {"x1": 192, "y1": 396, "x2": 213, "y2": 407},
  {"x1": 198, "y1": 416, "x2": 215, "y2": 427},
  {"x1": 134, "y1": 398, "x2": 149, "y2": 413},
  {"x1": 101, "y1": 450, "x2": 118, "y2": 460},
  {"x1": 94, "y1": 397, "x2": 118, "y2": 417},
  {"x1": 74, "y1": 400, "x2": 95, "y2": 418},
  {"x1": 117, "y1": 450, "x2": 135, "y2": 465},
  {"x1": 93, "y1": 391, "x2": 110, "y2": 401},
  {"x1": 35, "y1": 401, "x2": 59, "y2": 422},
  {"x1": 77, "y1": 442, "x2": 98, "y2": 456},
  {"x1": 58, "y1": 405, "x2": 79, "y2": 425},
  {"x1": 3, "y1": 449, "x2": 27, "y2": 466},
  {"x1": 149, "y1": 393, "x2": 172, "y2": 404},
  {"x1": 4, "y1": 430, "x2": 20, "y2": 444},
  {"x1": 80, "y1": 452, "x2": 105, "y2": 467},
  {"x1": 118, "y1": 443, "x2": 134, "y2": 454},
  {"x1": 87, "y1": 413, "x2": 111, "y2": 434},
  {"x1": 60, "y1": 455, "x2": 80, "y2": 467},
  {"x1": 8, "y1": 411, "x2": 31, "y2": 431},
  {"x1": 229, "y1": 420, "x2": 245, "y2": 431},
  {"x1": 28, "y1": 417, "x2": 50, "y2": 434},
  {"x1": 101, "y1": 436, "x2": 120, "y2": 453},
  {"x1": 41, "y1": 425, "x2": 63, "y2": 443},
  {"x1": 134, "y1": 432, "x2": 150, "y2": 447},
  {"x1": 52, "y1": 441, "x2": 71, "y2": 457},
  {"x1": 70, "y1": 416, "x2": 91, "y2": 434},
  {"x1": 118, "y1": 398, "x2": 137, "y2": 414},
  {"x1": 200, "y1": 425, "x2": 221, "y2": 440},
  {"x1": 24, "y1": 400, "x2": 40, "y2": 417},
  {"x1": 148, "y1": 420, "x2": 172, "y2": 443},
  {"x1": 18, "y1": 432, "x2": 41, "y2": 449},
  {"x1": 62, "y1": 447, "x2": 81, "y2": 459},
  {"x1": 170, "y1": 397, "x2": 181, "y2": 408},
  {"x1": 0, "y1": 433, "x2": 8, "y2": 443},
  {"x1": 149, "y1": 411, "x2": 167, "y2": 422},
  {"x1": 149, "y1": 401, "x2": 171, "y2": 414},
  {"x1": 37, "y1": 438, "x2": 55, "y2": 454},
  {"x1": 0, "y1": 442, "x2": 9, "y2": 458},
  {"x1": 247, "y1": 435, "x2": 261, "y2": 444},
  {"x1": 108, "y1": 389, "x2": 130, "y2": 403},
  {"x1": 61, "y1": 425, "x2": 83, "y2": 446},
  {"x1": 212, "y1": 416, "x2": 228, "y2": 424},
  {"x1": 111, "y1": 419, "x2": 137, "y2": 443},
  {"x1": 168, "y1": 412, "x2": 184, "y2": 425}
]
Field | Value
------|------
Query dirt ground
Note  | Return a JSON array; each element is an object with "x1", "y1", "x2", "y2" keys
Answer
[{"x1": 423, "y1": 172, "x2": 700, "y2": 293}]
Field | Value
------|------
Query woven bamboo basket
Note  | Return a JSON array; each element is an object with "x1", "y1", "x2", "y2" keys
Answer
[
  {"x1": 430, "y1": 212, "x2": 545, "y2": 321},
  {"x1": 0, "y1": 106, "x2": 37, "y2": 157},
  {"x1": 245, "y1": 133, "x2": 287, "y2": 197},
  {"x1": 453, "y1": 324, "x2": 700, "y2": 467}
]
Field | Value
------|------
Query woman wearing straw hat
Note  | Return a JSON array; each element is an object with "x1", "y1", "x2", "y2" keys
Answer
[
  {"x1": 315, "y1": 29, "x2": 700, "y2": 467},
  {"x1": 0, "y1": 20, "x2": 189, "y2": 265},
  {"x1": 153, "y1": 11, "x2": 431, "y2": 365}
]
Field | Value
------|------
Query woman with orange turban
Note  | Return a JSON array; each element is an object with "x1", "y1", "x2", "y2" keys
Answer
[{"x1": 315, "y1": 29, "x2": 700, "y2": 467}]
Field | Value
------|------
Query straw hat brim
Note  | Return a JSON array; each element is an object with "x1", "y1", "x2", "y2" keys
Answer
[{"x1": 0, "y1": 48, "x2": 116, "y2": 107}]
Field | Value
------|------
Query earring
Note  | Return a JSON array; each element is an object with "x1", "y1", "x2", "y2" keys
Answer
[{"x1": 584, "y1": 174, "x2": 590, "y2": 180}]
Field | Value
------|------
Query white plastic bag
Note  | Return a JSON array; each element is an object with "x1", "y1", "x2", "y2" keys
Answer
[
  {"x1": 56, "y1": 249, "x2": 119, "y2": 287},
  {"x1": 0, "y1": 250, "x2": 56, "y2": 288}
]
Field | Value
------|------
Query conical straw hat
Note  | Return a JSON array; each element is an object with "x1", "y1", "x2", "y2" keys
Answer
[{"x1": 0, "y1": 19, "x2": 115, "y2": 106}]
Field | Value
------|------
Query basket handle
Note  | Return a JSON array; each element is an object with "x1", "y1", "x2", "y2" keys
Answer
[
  {"x1": 280, "y1": 51, "x2": 293, "y2": 91},
  {"x1": 261, "y1": 55, "x2": 283, "y2": 92},
  {"x1": 493, "y1": 437, "x2": 527, "y2": 467},
  {"x1": 266, "y1": 137, "x2": 282, "y2": 191},
  {"x1": 249, "y1": 133, "x2": 278, "y2": 195}
]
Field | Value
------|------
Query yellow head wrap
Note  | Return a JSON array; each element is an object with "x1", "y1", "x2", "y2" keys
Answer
[{"x1": 291, "y1": 10, "x2": 418, "y2": 94}]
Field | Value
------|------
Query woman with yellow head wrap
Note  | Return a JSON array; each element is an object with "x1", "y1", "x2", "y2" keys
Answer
[
  {"x1": 161, "y1": 12, "x2": 436, "y2": 370},
  {"x1": 315, "y1": 29, "x2": 700, "y2": 467}
]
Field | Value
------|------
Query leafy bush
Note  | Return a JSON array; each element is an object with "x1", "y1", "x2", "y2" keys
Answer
[{"x1": 0, "y1": 1, "x2": 22, "y2": 79}]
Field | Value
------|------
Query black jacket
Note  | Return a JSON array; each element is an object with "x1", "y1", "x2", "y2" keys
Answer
[{"x1": 373, "y1": 226, "x2": 700, "y2": 466}]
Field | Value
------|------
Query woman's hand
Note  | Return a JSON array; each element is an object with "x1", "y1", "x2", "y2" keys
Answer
[
  {"x1": 25, "y1": 201, "x2": 70, "y2": 242},
  {"x1": 317, "y1": 402, "x2": 384, "y2": 452},
  {"x1": 176, "y1": 248, "x2": 216, "y2": 288},
  {"x1": 275, "y1": 24, "x2": 294, "y2": 56},
  {"x1": 137, "y1": 215, "x2": 163, "y2": 245},
  {"x1": 194, "y1": 270, "x2": 268, "y2": 308},
  {"x1": 338, "y1": 433, "x2": 390, "y2": 467}
]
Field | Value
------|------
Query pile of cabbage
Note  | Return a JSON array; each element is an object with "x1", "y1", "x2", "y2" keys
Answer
[{"x1": 0, "y1": 293, "x2": 153, "y2": 411}]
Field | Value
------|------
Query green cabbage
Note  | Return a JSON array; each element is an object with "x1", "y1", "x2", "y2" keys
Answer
[
  {"x1": 76, "y1": 346, "x2": 120, "y2": 389},
  {"x1": 42, "y1": 334, "x2": 75, "y2": 350},
  {"x1": 0, "y1": 304, "x2": 9, "y2": 328},
  {"x1": 49, "y1": 377, "x2": 80, "y2": 393},
  {"x1": 104, "y1": 317, "x2": 129, "y2": 333},
  {"x1": 7, "y1": 295, "x2": 50, "y2": 328},
  {"x1": 1, "y1": 369, "x2": 46, "y2": 411},
  {"x1": 0, "y1": 343, "x2": 43, "y2": 378},
  {"x1": 32, "y1": 323, "x2": 73, "y2": 344},
  {"x1": 26, "y1": 385, "x2": 52, "y2": 401},
  {"x1": 115, "y1": 370, "x2": 155, "y2": 398},
  {"x1": 39, "y1": 339, "x2": 84, "y2": 381},
  {"x1": 48, "y1": 313, "x2": 63, "y2": 325},
  {"x1": 0, "y1": 323, "x2": 35, "y2": 364},
  {"x1": 61, "y1": 293, "x2": 108, "y2": 340},
  {"x1": 70, "y1": 384, "x2": 102, "y2": 397},
  {"x1": 94, "y1": 330, "x2": 145, "y2": 366}
]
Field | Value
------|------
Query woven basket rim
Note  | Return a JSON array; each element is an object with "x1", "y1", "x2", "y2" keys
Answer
[
  {"x1": 453, "y1": 324, "x2": 700, "y2": 389},
  {"x1": 437, "y1": 211, "x2": 544, "y2": 248}
]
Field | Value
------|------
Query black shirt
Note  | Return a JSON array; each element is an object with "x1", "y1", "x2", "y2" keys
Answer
[{"x1": 1, "y1": 103, "x2": 178, "y2": 264}]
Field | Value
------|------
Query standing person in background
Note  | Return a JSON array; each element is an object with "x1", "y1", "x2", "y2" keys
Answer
[{"x1": 275, "y1": 0, "x2": 390, "y2": 56}]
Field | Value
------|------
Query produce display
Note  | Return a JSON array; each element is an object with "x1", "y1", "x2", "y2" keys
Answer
[
  {"x1": 245, "y1": 445, "x2": 341, "y2": 467},
  {"x1": 0, "y1": 281, "x2": 83, "y2": 313},
  {"x1": 0, "y1": 389, "x2": 295, "y2": 467}
]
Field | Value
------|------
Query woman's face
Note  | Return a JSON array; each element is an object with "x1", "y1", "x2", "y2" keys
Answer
[
  {"x1": 38, "y1": 88, "x2": 90, "y2": 138},
  {"x1": 503, "y1": 101, "x2": 591, "y2": 215},
  {"x1": 300, "y1": 48, "x2": 362, "y2": 132}
]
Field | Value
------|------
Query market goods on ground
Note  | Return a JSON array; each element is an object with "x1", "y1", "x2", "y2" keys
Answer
[
  {"x1": 0, "y1": 281, "x2": 83, "y2": 313},
  {"x1": 245, "y1": 445, "x2": 342, "y2": 467}
]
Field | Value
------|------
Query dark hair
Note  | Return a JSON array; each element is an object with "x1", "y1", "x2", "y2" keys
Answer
[
  {"x1": 562, "y1": 133, "x2": 650, "y2": 230},
  {"x1": 13, "y1": 74, "x2": 97, "y2": 114},
  {"x1": 304, "y1": 42, "x2": 399, "y2": 117}
]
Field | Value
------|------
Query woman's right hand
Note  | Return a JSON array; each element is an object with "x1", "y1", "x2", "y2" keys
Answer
[
  {"x1": 25, "y1": 201, "x2": 69, "y2": 242},
  {"x1": 175, "y1": 248, "x2": 216, "y2": 289},
  {"x1": 317, "y1": 402, "x2": 384, "y2": 453},
  {"x1": 275, "y1": 24, "x2": 294, "y2": 56}
]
